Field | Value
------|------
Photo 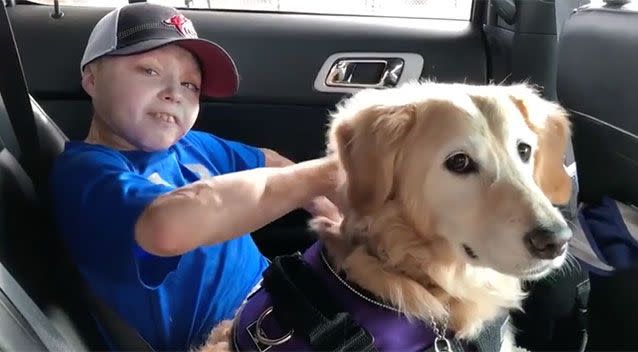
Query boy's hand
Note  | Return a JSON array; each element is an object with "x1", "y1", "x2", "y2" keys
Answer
[
  {"x1": 261, "y1": 148, "x2": 344, "y2": 222},
  {"x1": 305, "y1": 156, "x2": 344, "y2": 223},
  {"x1": 305, "y1": 196, "x2": 342, "y2": 224}
]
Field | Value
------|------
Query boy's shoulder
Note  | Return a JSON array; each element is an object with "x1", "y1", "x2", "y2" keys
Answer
[
  {"x1": 51, "y1": 130, "x2": 263, "y2": 180},
  {"x1": 53, "y1": 131, "x2": 210, "y2": 167},
  {"x1": 175, "y1": 130, "x2": 264, "y2": 162},
  {"x1": 52, "y1": 131, "x2": 217, "y2": 173},
  {"x1": 178, "y1": 130, "x2": 226, "y2": 150},
  {"x1": 50, "y1": 141, "x2": 141, "y2": 193},
  {"x1": 175, "y1": 130, "x2": 265, "y2": 171},
  {"x1": 53, "y1": 141, "x2": 131, "y2": 173}
]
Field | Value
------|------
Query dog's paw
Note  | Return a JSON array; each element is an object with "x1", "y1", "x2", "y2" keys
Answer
[
  {"x1": 196, "y1": 341, "x2": 231, "y2": 352},
  {"x1": 194, "y1": 320, "x2": 233, "y2": 352}
]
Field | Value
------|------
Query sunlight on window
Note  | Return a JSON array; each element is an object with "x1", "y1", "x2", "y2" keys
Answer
[
  {"x1": 29, "y1": 0, "x2": 472, "y2": 20},
  {"x1": 157, "y1": 0, "x2": 472, "y2": 20},
  {"x1": 29, "y1": 0, "x2": 127, "y2": 6}
]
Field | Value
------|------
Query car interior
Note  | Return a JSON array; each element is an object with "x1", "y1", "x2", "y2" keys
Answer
[{"x1": 0, "y1": 0, "x2": 636, "y2": 351}]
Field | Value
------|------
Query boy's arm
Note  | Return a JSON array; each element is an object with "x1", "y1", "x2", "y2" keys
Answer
[
  {"x1": 260, "y1": 148, "x2": 342, "y2": 222},
  {"x1": 135, "y1": 156, "x2": 339, "y2": 257},
  {"x1": 261, "y1": 148, "x2": 292, "y2": 168}
]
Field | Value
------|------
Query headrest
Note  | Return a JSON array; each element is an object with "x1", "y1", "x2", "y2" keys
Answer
[
  {"x1": 556, "y1": 2, "x2": 638, "y2": 205},
  {"x1": 557, "y1": 2, "x2": 638, "y2": 135}
]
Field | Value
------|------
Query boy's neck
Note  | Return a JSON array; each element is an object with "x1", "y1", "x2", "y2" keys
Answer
[{"x1": 85, "y1": 115, "x2": 136, "y2": 151}]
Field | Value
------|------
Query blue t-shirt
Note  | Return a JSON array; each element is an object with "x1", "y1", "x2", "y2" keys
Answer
[{"x1": 49, "y1": 131, "x2": 270, "y2": 351}]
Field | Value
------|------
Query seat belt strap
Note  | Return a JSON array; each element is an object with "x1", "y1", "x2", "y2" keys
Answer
[{"x1": 0, "y1": 0, "x2": 40, "y2": 175}]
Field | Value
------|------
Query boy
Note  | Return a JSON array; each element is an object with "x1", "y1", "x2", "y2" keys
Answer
[{"x1": 49, "y1": 3, "x2": 340, "y2": 351}]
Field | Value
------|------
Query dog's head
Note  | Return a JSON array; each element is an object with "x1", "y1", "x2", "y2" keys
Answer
[{"x1": 328, "y1": 82, "x2": 572, "y2": 280}]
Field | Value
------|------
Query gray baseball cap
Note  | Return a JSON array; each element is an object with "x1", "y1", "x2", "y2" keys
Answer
[{"x1": 81, "y1": 3, "x2": 239, "y2": 98}]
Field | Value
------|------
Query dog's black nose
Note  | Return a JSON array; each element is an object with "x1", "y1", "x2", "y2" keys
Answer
[{"x1": 524, "y1": 225, "x2": 572, "y2": 259}]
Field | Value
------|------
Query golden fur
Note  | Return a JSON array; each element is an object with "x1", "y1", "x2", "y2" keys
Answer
[{"x1": 199, "y1": 81, "x2": 573, "y2": 352}]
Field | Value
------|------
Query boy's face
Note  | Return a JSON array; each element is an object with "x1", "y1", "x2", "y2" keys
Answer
[{"x1": 82, "y1": 44, "x2": 202, "y2": 151}]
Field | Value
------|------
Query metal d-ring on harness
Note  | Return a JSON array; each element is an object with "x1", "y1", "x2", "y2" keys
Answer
[{"x1": 254, "y1": 306, "x2": 294, "y2": 346}]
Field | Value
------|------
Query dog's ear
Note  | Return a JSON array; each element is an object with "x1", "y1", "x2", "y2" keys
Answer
[
  {"x1": 511, "y1": 87, "x2": 572, "y2": 205},
  {"x1": 534, "y1": 106, "x2": 572, "y2": 205},
  {"x1": 331, "y1": 104, "x2": 416, "y2": 215}
]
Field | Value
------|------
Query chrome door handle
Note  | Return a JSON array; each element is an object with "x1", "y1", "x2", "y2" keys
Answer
[{"x1": 326, "y1": 58, "x2": 404, "y2": 88}]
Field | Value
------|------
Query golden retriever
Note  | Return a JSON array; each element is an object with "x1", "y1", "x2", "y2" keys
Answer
[{"x1": 200, "y1": 81, "x2": 573, "y2": 352}]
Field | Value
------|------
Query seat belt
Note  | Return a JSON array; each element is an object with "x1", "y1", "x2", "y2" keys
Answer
[
  {"x1": 0, "y1": 0, "x2": 39, "y2": 176},
  {"x1": 0, "y1": 2, "x2": 155, "y2": 351}
]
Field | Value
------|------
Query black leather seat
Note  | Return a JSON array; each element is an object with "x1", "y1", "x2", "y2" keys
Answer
[
  {"x1": 557, "y1": 1, "x2": 638, "y2": 206},
  {"x1": 0, "y1": 91, "x2": 109, "y2": 351},
  {"x1": 0, "y1": 92, "x2": 89, "y2": 351},
  {"x1": 557, "y1": 1, "x2": 638, "y2": 350},
  {"x1": 0, "y1": 95, "x2": 52, "y2": 307},
  {"x1": 30, "y1": 94, "x2": 157, "y2": 351},
  {"x1": 0, "y1": 95, "x2": 67, "y2": 197}
]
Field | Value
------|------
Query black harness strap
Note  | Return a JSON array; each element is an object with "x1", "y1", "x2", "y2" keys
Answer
[
  {"x1": 262, "y1": 253, "x2": 376, "y2": 352},
  {"x1": 262, "y1": 252, "x2": 510, "y2": 352}
]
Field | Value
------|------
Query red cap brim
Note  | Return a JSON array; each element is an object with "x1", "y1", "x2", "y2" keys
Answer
[{"x1": 174, "y1": 39, "x2": 239, "y2": 98}]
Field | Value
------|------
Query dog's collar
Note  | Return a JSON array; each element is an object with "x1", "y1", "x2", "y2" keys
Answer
[
  {"x1": 313, "y1": 244, "x2": 515, "y2": 352},
  {"x1": 304, "y1": 242, "x2": 444, "y2": 351},
  {"x1": 319, "y1": 247, "x2": 402, "y2": 312}
]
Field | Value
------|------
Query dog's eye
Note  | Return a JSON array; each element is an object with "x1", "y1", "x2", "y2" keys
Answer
[
  {"x1": 518, "y1": 142, "x2": 532, "y2": 162},
  {"x1": 445, "y1": 153, "x2": 478, "y2": 174}
]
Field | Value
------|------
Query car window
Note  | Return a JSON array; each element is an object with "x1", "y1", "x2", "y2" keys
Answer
[{"x1": 27, "y1": 0, "x2": 473, "y2": 20}]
